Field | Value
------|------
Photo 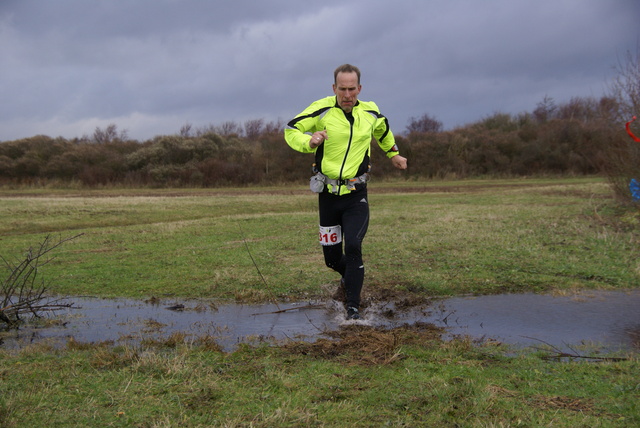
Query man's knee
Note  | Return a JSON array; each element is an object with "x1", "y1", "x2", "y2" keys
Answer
[
  {"x1": 344, "y1": 241, "x2": 362, "y2": 260},
  {"x1": 325, "y1": 259, "x2": 340, "y2": 270},
  {"x1": 322, "y1": 244, "x2": 343, "y2": 271}
]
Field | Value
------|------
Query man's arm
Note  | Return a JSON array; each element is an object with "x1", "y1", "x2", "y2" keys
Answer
[
  {"x1": 390, "y1": 154, "x2": 407, "y2": 169},
  {"x1": 366, "y1": 102, "x2": 407, "y2": 169},
  {"x1": 284, "y1": 98, "x2": 332, "y2": 153}
]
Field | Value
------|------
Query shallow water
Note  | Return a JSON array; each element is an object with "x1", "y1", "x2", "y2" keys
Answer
[
  {"x1": 431, "y1": 290, "x2": 640, "y2": 352},
  {"x1": 1, "y1": 289, "x2": 638, "y2": 353},
  {"x1": 0, "y1": 298, "x2": 425, "y2": 351}
]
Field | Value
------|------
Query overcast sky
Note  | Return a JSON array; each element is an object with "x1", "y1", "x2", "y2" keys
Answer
[{"x1": 1, "y1": 0, "x2": 638, "y2": 141}]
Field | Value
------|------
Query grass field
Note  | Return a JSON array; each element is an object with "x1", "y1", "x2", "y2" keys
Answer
[
  {"x1": 1, "y1": 177, "x2": 638, "y2": 301},
  {"x1": 1, "y1": 177, "x2": 639, "y2": 426}
]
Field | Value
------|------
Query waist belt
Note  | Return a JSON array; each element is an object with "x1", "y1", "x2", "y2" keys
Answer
[{"x1": 317, "y1": 172, "x2": 370, "y2": 194}]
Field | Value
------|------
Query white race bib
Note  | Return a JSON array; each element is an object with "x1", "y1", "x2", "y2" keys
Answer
[{"x1": 319, "y1": 225, "x2": 342, "y2": 246}]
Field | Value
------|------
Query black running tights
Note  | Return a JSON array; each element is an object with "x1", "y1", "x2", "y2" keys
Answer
[{"x1": 318, "y1": 188, "x2": 369, "y2": 308}]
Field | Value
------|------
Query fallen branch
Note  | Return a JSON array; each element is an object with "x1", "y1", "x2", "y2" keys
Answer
[
  {"x1": 1, "y1": 234, "x2": 82, "y2": 326},
  {"x1": 521, "y1": 335, "x2": 628, "y2": 362},
  {"x1": 251, "y1": 303, "x2": 325, "y2": 316}
]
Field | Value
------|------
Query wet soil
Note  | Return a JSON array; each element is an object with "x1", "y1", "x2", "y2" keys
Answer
[{"x1": 2, "y1": 289, "x2": 638, "y2": 354}]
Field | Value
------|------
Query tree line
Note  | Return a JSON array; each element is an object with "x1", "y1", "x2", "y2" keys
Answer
[
  {"x1": 3, "y1": 47, "x2": 638, "y2": 199},
  {"x1": 1, "y1": 96, "x2": 639, "y2": 205}
]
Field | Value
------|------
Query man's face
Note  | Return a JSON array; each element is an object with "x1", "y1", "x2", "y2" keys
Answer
[{"x1": 333, "y1": 71, "x2": 361, "y2": 113}]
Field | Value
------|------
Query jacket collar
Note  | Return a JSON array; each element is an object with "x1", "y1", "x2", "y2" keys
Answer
[{"x1": 333, "y1": 96, "x2": 360, "y2": 110}]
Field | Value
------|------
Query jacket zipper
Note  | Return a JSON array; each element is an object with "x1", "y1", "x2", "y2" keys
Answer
[{"x1": 337, "y1": 111, "x2": 355, "y2": 193}]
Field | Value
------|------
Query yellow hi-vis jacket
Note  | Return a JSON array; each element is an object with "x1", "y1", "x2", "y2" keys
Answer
[{"x1": 285, "y1": 96, "x2": 400, "y2": 195}]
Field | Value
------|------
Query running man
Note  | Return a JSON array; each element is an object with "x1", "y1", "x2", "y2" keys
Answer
[{"x1": 284, "y1": 64, "x2": 407, "y2": 319}]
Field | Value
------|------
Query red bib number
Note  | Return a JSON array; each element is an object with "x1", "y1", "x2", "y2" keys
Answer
[{"x1": 319, "y1": 225, "x2": 342, "y2": 246}]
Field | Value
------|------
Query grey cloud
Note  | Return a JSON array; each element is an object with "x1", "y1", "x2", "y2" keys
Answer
[{"x1": 0, "y1": 0, "x2": 638, "y2": 140}]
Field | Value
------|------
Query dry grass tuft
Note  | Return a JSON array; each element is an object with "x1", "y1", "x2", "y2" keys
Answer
[{"x1": 284, "y1": 322, "x2": 443, "y2": 366}]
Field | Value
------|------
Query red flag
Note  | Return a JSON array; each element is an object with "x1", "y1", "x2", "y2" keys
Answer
[{"x1": 626, "y1": 116, "x2": 640, "y2": 142}]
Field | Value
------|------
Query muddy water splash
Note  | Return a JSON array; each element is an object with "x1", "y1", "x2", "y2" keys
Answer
[
  {"x1": 1, "y1": 290, "x2": 638, "y2": 352},
  {"x1": 0, "y1": 298, "x2": 419, "y2": 351}
]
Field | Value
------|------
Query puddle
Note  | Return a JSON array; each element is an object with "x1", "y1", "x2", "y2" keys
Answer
[
  {"x1": 0, "y1": 298, "x2": 426, "y2": 351},
  {"x1": 431, "y1": 290, "x2": 640, "y2": 352},
  {"x1": 1, "y1": 290, "x2": 639, "y2": 353}
]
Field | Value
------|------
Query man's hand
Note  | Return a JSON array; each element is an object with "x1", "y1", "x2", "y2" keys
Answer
[
  {"x1": 391, "y1": 155, "x2": 408, "y2": 170},
  {"x1": 309, "y1": 131, "x2": 327, "y2": 149}
]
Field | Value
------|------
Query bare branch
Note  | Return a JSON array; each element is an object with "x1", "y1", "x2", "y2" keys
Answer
[
  {"x1": 521, "y1": 336, "x2": 628, "y2": 362},
  {"x1": 1, "y1": 234, "x2": 82, "y2": 326}
]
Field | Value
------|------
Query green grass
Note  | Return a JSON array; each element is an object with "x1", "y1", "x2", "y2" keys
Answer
[
  {"x1": 0, "y1": 332, "x2": 637, "y2": 427},
  {"x1": 1, "y1": 177, "x2": 639, "y2": 427},
  {"x1": 0, "y1": 177, "x2": 637, "y2": 300}
]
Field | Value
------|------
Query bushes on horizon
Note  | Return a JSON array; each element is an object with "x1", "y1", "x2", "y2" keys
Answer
[{"x1": 0, "y1": 95, "x2": 633, "y2": 187}]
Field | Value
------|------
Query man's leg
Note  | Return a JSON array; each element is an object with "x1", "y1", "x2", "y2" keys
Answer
[
  {"x1": 340, "y1": 191, "x2": 369, "y2": 310},
  {"x1": 319, "y1": 190, "x2": 369, "y2": 314},
  {"x1": 319, "y1": 193, "x2": 345, "y2": 277},
  {"x1": 322, "y1": 244, "x2": 345, "y2": 277}
]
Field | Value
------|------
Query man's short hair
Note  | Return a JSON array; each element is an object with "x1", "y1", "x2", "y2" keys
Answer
[{"x1": 334, "y1": 64, "x2": 361, "y2": 84}]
